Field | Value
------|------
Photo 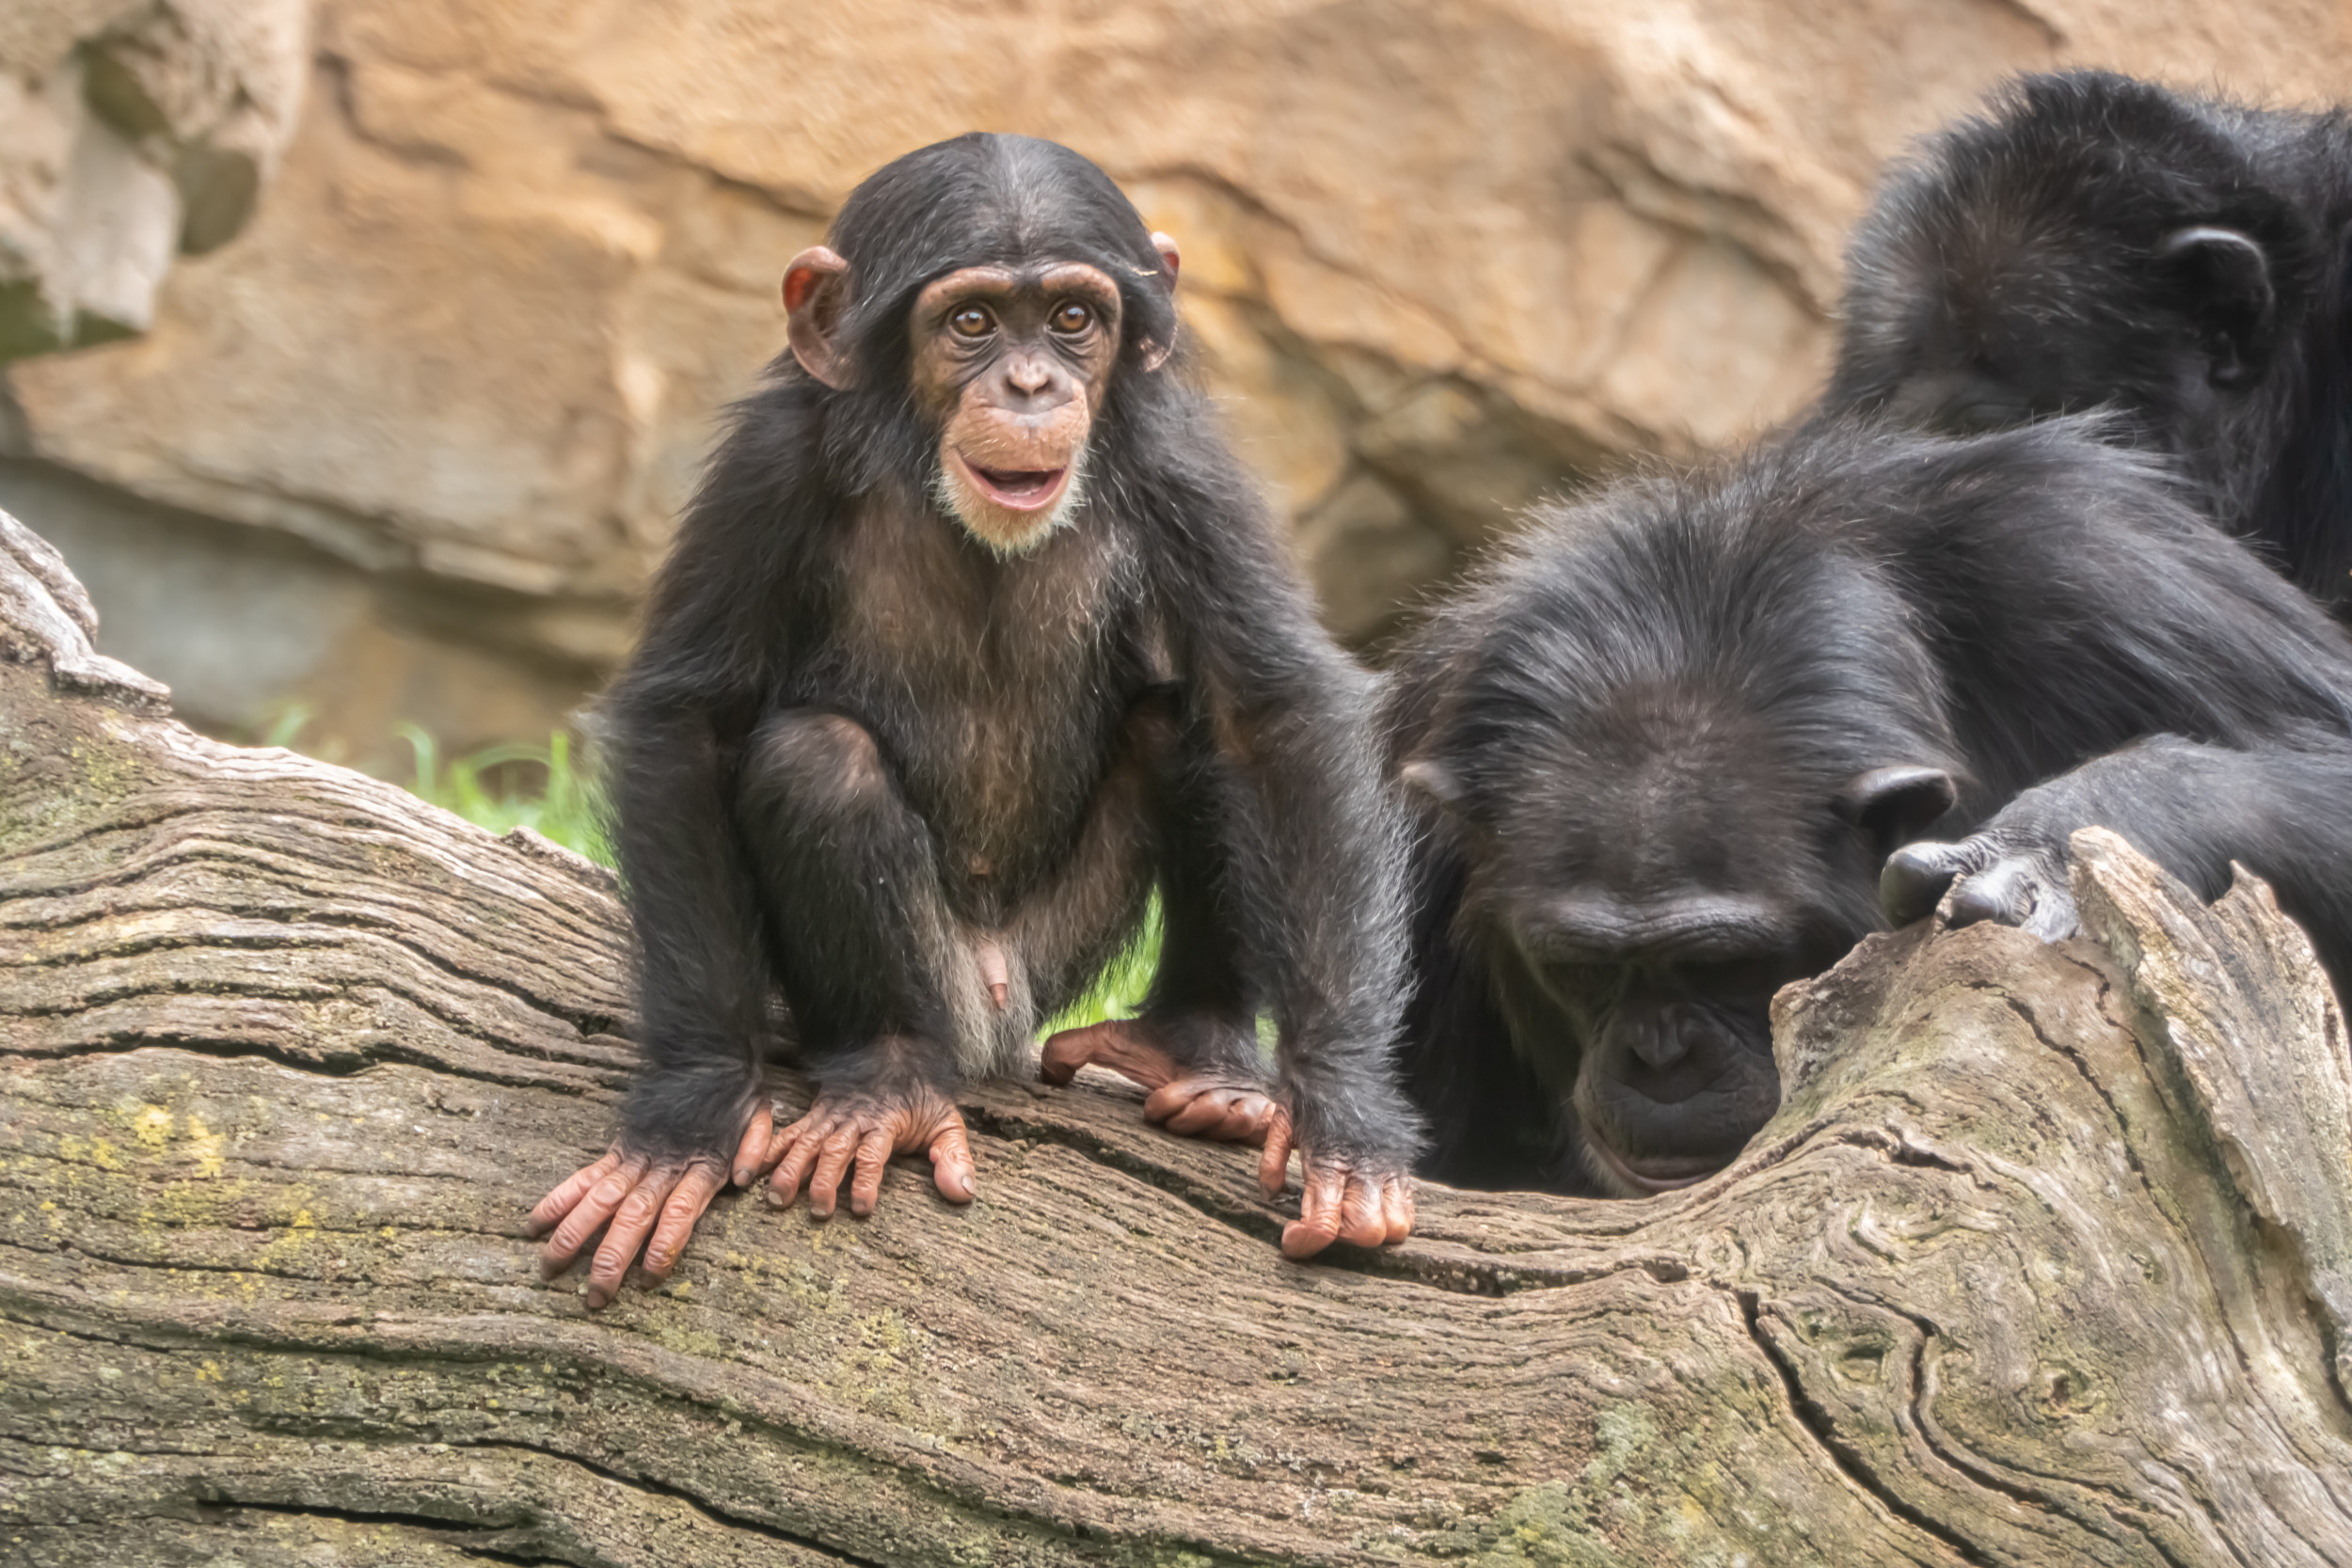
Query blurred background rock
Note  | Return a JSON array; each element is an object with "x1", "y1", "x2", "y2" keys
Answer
[{"x1": 3, "y1": 0, "x2": 2344, "y2": 776}]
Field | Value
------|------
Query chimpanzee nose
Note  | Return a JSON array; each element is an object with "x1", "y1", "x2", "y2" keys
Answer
[
  {"x1": 1007, "y1": 356, "x2": 1053, "y2": 396},
  {"x1": 1629, "y1": 1013, "x2": 1691, "y2": 1071}
]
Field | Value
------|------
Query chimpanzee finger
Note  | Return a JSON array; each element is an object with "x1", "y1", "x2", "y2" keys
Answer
[
  {"x1": 766, "y1": 1115, "x2": 833, "y2": 1210},
  {"x1": 1949, "y1": 855, "x2": 2079, "y2": 942},
  {"x1": 585, "y1": 1163, "x2": 687, "y2": 1308},
  {"x1": 528, "y1": 1148, "x2": 624, "y2": 1238},
  {"x1": 1881, "y1": 839, "x2": 1982, "y2": 926},
  {"x1": 805, "y1": 1126, "x2": 863, "y2": 1218},
  {"x1": 1258, "y1": 1107, "x2": 1295, "y2": 1199},
  {"x1": 731, "y1": 1108, "x2": 773, "y2": 1188},
  {"x1": 928, "y1": 1117, "x2": 977, "y2": 1203},
  {"x1": 1335, "y1": 1173, "x2": 1389, "y2": 1249},
  {"x1": 1380, "y1": 1176, "x2": 1416, "y2": 1245},
  {"x1": 1281, "y1": 1164, "x2": 1350, "y2": 1260},
  {"x1": 1041, "y1": 1019, "x2": 1180, "y2": 1090},
  {"x1": 540, "y1": 1151, "x2": 646, "y2": 1273},
  {"x1": 847, "y1": 1124, "x2": 896, "y2": 1216},
  {"x1": 643, "y1": 1164, "x2": 727, "y2": 1279}
]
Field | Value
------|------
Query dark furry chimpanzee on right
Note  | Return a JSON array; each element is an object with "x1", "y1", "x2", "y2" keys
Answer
[
  {"x1": 530, "y1": 134, "x2": 1420, "y2": 1307},
  {"x1": 1389, "y1": 416, "x2": 2352, "y2": 1196},
  {"x1": 1825, "y1": 71, "x2": 2352, "y2": 614}
]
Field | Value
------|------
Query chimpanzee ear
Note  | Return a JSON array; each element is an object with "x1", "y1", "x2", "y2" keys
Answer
[
  {"x1": 1835, "y1": 765, "x2": 1956, "y2": 859},
  {"x1": 2157, "y1": 226, "x2": 2277, "y2": 388},
  {"x1": 782, "y1": 245, "x2": 853, "y2": 389},
  {"x1": 1399, "y1": 756, "x2": 1467, "y2": 814},
  {"x1": 1138, "y1": 230, "x2": 1181, "y2": 371}
]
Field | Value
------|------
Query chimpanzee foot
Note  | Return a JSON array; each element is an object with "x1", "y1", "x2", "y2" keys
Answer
[
  {"x1": 1258, "y1": 1104, "x2": 1416, "y2": 1259},
  {"x1": 527, "y1": 1102, "x2": 771, "y2": 1308},
  {"x1": 763, "y1": 1080, "x2": 976, "y2": 1219},
  {"x1": 1040, "y1": 1019, "x2": 1276, "y2": 1142}
]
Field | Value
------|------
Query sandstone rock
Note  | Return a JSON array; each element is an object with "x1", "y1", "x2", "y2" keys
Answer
[
  {"x1": 7, "y1": 0, "x2": 2349, "y2": 749},
  {"x1": 0, "y1": 0, "x2": 306, "y2": 356}
]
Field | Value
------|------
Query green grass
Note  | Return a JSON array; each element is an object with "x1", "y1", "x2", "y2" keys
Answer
[
  {"x1": 1044, "y1": 895, "x2": 1163, "y2": 1032},
  {"x1": 396, "y1": 724, "x2": 612, "y2": 865}
]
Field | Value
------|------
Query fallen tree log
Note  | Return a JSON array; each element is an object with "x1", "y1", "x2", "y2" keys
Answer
[{"x1": 6, "y1": 507, "x2": 2352, "y2": 1568}]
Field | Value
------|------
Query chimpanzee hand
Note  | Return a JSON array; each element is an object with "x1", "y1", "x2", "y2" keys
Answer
[
  {"x1": 760, "y1": 1068, "x2": 976, "y2": 1220},
  {"x1": 1883, "y1": 821, "x2": 2079, "y2": 942},
  {"x1": 1040, "y1": 1018, "x2": 1278, "y2": 1143},
  {"x1": 528, "y1": 1104, "x2": 773, "y2": 1309},
  {"x1": 1258, "y1": 1106, "x2": 1416, "y2": 1259}
]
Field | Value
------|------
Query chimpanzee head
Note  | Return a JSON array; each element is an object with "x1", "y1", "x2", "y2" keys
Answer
[
  {"x1": 781, "y1": 133, "x2": 1182, "y2": 555},
  {"x1": 1831, "y1": 71, "x2": 2320, "y2": 517},
  {"x1": 1400, "y1": 457, "x2": 1962, "y2": 1194}
]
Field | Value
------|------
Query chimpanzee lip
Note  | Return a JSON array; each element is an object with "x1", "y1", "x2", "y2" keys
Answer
[
  {"x1": 1583, "y1": 1132, "x2": 1724, "y2": 1195},
  {"x1": 957, "y1": 451, "x2": 1071, "y2": 512}
]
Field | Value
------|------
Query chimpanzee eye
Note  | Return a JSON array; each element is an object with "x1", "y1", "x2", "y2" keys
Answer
[
  {"x1": 1051, "y1": 301, "x2": 1092, "y2": 334},
  {"x1": 949, "y1": 306, "x2": 994, "y2": 339}
]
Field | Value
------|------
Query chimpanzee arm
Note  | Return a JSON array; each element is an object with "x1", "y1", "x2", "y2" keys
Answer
[
  {"x1": 1141, "y1": 420, "x2": 1422, "y2": 1255},
  {"x1": 526, "y1": 692, "x2": 779, "y2": 1307},
  {"x1": 1885, "y1": 731, "x2": 2352, "y2": 989},
  {"x1": 605, "y1": 699, "x2": 776, "y2": 1156},
  {"x1": 529, "y1": 377, "x2": 839, "y2": 1307}
]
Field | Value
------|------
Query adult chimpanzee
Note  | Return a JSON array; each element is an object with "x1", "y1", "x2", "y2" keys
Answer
[
  {"x1": 530, "y1": 134, "x2": 1420, "y2": 1306},
  {"x1": 1389, "y1": 415, "x2": 2352, "y2": 1196},
  {"x1": 1825, "y1": 71, "x2": 2352, "y2": 615}
]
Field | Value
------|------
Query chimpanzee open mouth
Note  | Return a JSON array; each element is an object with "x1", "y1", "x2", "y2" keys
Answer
[
  {"x1": 960, "y1": 455, "x2": 1071, "y2": 510},
  {"x1": 1581, "y1": 1132, "x2": 1724, "y2": 1196}
]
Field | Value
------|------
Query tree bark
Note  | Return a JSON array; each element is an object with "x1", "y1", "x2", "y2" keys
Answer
[{"x1": 6, "y1": 507, "x2": 2352, "y2": 1568}]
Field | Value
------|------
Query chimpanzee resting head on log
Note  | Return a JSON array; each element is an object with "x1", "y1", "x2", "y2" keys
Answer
[
  {"x1": 530, "y1": 134, "x2": 1422, "y2": 1306},
  {"x1": 1825, "y1": 70, "x2": 2352, "y2": 615},
  {"x1": 1390, "y1": 416, "x2": 2352, "y2": 1196}
]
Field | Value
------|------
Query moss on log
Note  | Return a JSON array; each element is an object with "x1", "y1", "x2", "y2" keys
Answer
[{"x1": 6, "y1": 507, "x2": 2352, "y2": 1566}]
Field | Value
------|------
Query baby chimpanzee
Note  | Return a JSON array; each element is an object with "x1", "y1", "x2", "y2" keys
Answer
[{"x1": 532, "y1": 135, "x2": 1420, "y2": 1306}]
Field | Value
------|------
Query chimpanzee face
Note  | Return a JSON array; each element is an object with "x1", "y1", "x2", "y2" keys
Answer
[
  {"x1": 780, "y1": 230, "x2": 1180, "y2": 558},
  {"x1": 1489, "y1": 888, "x2": 1807, "y2": 1195},
  {"x1": 906, "y1": 261, "x2": 1127, "y2": 554},
  {"x1": 1411, "y1": 730, "x2": 1952, "y2": 1196}
]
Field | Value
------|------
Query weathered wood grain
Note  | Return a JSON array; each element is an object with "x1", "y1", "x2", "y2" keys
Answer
[{"x1": 6, "y1": 510, "x2": 2352, "y2": 1566}]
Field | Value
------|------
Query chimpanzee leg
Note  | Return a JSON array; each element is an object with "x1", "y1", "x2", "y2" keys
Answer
[
  {"x1": 1041, "y1": 729, "x2": 1278, "y2": 1143},
  {"x1": 732, "y1": 709, "x2": 977, "y2": 1220},
  {"x1": 997, "y1": 700, "x2": 1167, "y2": 1019}
]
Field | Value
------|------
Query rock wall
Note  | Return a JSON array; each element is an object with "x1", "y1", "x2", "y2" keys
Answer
[
  {"x1": 0, "y1": 0, "x2": 307, "y2": 356},
  {"x1": 5, "y1": 0, "x2": 2347, "y2": 758}
]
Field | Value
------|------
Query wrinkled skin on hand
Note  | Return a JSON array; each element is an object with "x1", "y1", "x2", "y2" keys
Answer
[
  {"x1": 760, "y1": 1078, "x2": 976, "y2": 1219},
  {"x1": 1884, "y1": 825, "x2": 2080, "y2": 942},
  {"x1": 530, "y1": 1075, "x2": 976, "y2": 1309},
  {"x1": 1041, "y1": 1019, "x2": 1414, "y2": 1259},
  {"x1": 527, "y1": 1105, "x2": 776, "y2": 1309}
]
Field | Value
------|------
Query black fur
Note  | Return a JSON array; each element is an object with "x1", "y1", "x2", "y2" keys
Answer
[
  {"x1": 605, "y1": 134, "x2": 1418, "y2": 1172},
  {"x1": 1391, "y1": 416, "x2": 2352, "y2": 1195},
  {"x1": 1827, "y1": 71, "x2": 2352, "y2": 614}
]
